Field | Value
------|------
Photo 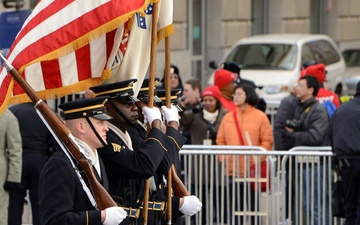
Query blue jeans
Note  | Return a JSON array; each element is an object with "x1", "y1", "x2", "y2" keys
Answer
[{"x1": 302, "y1": 164, "x2": 330, "y2": 225}]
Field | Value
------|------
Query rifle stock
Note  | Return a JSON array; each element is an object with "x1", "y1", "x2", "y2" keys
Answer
[
  {"x1": 171, "y1": 165, "x2": 190, "y2": 196},
  {"x1": 0, "y1": 52, "x2": 116, "y2": 210}
]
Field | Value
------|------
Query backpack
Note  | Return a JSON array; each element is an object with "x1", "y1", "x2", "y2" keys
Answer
[{"x1": 322, "y1": 100, "x2": 336, "y2": 118}]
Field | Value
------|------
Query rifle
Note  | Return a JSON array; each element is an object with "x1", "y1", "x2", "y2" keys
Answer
[{"x1": 0, "y1": 51, "x2": 117, "y2": 210}]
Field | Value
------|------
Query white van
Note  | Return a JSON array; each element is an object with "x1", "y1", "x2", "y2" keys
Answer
[{"x1": 209, "y1": 34, "x2": 347, "y2": 103}]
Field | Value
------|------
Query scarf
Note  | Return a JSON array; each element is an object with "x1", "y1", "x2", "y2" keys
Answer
[
  {"x1": 203, "y1": 109, "x2": 219, "y2": 123},
  {"x1": 75, "y1": 138, "x2": 101, "y2": 178}
]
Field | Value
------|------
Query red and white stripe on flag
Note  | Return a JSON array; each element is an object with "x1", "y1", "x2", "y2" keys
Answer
[
  {"x1": 103, "y1": 0, "x2": 174, "y2": 95},
  {"x1": 0, "y1": 0, "x2": 156, "y2": 114}
]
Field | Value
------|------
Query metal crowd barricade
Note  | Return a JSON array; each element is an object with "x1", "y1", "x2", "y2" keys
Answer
[
  {"x1": 180, "y1": 145, "x2": 277, "y2": 225},
  {"x1": 180, "y1": 145, "x2": 344, "y2": 225},
  {"x1": 279, "y1": 146, "x2": 335, "y2": 225}
]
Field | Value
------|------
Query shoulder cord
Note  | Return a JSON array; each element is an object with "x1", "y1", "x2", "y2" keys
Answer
[{"x1": 36, "y1": 110, "x2": 97, "y2": 209}]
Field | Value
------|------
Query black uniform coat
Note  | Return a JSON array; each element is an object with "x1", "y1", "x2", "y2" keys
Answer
[
  {"x1": 39, "y1": 150, "x2": 107, "y2": 225},
  {"x1": 98, "y1": 125, "x2": 185, "y2": 224},
  {"x1": 128, "y1": 125, "x2": 186, "y2": 224}
]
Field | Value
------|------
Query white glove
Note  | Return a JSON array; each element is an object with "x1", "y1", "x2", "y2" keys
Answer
[
  {"x1": 142, "y1": 106, "x2": 162, "y2": 128},
  {"x1": 161, "y1": 104, "x2": 179, "y2": 125},
  {"x1": 103, "y1": 206, "x2": 127, "y2": 225},
  {"x1": 179, "y1": 195, "x2": 202, "y2": 216}
]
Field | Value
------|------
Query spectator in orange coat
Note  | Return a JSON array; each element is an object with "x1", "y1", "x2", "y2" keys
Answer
[{"x1": 216, "y1": 83, "x2": 273, "y2": 225}]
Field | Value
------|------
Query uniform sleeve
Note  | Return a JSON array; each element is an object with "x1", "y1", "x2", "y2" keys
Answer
[
  {"x1": 155, "y1": 127, "x2": 187, "y2": 175},
  {"x1": 99, "y1": 128, "x2": 170, "y2": 179},
  {"x1": 39, "y1": 157, "x2": 101, "y2": 225},
  {"x1": 171, "y1": 197, "x2": 182, "y2": 222},
  {"x1": 5, "y1": 110, "x2": 22, "y2": 183}
]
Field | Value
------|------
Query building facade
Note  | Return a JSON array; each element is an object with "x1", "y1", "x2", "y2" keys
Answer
[
  {"x1": 1, "y1": 0, "x2": 360, "y2": 88},
  {"x1": 160, "y1": 0, "x2": 360, "y2": 87}
]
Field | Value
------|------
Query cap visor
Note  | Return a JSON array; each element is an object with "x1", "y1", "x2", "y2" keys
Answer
[
  {"x1": 130, "y1": 96, "x2": 140, "y2": 102},
  {"x1": 93, "y1": 114, "x2": 112, "y2": 121}
]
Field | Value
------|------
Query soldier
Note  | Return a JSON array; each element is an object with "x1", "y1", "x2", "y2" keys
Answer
[
  {"x1": 39, "y1": 97, "x2": 127, "y2": 225},
  {"x1": 90, "y1": 79, "x2": 202, "y2": 225},
  {"x1": 130, "y1": 79, "x2": 199, "y2": 225}
]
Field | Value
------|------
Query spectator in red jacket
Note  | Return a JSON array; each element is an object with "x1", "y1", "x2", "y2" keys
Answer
[
  {"x1": 301, "y1": 63, "x2": 340, "y2": 107},
  {"x1": 213, "y1": 69, "x2": 237, "y2": 112}
]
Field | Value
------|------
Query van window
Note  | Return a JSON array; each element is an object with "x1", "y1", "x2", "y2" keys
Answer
[
  {"x1": 301, "y1": 44, "x2": 316, "y2": 66},
  {"x1": 225, "y1": 44, "x2": 297, "y2": 70},
  {"x1": 302, "y1": 40, "x2": 340, "y2": 66},
  {"x1": 342, "y1": 50, "x2": 360, "y2": 66}
]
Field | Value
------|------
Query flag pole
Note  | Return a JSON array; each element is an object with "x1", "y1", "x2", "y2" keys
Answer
[
  {"x1": 143, "y1": 2, "x2": 159, "y2": 225},
  {"x1": 164, "y1": 36, "x2": 172, "y2": 225}
]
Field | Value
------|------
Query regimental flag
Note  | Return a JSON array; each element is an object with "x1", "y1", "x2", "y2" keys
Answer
[
  {"x1": 103, "y1": 0, "x2": 174, "y2": 95},
  {"x1": 0, "y1": 0, "x2": 156, "y2": 114}
]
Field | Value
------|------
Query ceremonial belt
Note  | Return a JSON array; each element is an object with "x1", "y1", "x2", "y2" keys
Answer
[
  {"x1": 140, "y1": 201, "x2": 165, "y2": 211},
  {"x1": 121, "y1": 201, "x2": 165, "y2": 218},
  {"x1": 122, "y1": 207, "x2": 140, "y2": 218}
]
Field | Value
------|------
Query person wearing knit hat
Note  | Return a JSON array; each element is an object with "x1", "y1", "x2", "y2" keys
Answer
[
  {"x1": 214, "y1": 69, "x2": 237, "y2": 111},
  {"x1": 202, "y1": 85, "x2": 222, "y2": 102},
  {"x1": 201, "y1": 85, "x2": 223, "y2": 117},
  {"x1": 179, "y1": 85, "x2": 227, "y2": 223},
  {"x1": 220, "y1": 61, "x2": 257, "y2": 89},
  {"x1": 301, "y1": 63, "x2": 326, "y2": 84},
  {"x1": 214, "y1": 69, "x2": 236, "y2": 89},
  {"x1": 180, "y1": 84, "x2": 227, "y2": 145},
  {"x1": 301, "y1": 63, "x2": 340, "y2": 109}
]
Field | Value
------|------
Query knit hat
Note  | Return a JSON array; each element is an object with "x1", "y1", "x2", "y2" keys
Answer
[
  {"x1": 214, "y1": 69, "x2": 235, "y2": 89},
  {"x1": 202, "y1": 85, "x2": 222, "y2": 101},
  {"x1": 302, "y1": 63, "x2": 326, "y2": 84}
]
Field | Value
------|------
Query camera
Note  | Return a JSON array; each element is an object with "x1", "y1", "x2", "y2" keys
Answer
[
  {"x1": 192, "y1": 103, "x2": 203, "y2": 114},
  {"x1": 285, "y1": 119, "x2": 302, "y2": 130}
]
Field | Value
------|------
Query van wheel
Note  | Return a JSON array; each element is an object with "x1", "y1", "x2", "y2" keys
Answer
[{"x1": 335, "y1": 84, "x2": 342, "y2": 96}]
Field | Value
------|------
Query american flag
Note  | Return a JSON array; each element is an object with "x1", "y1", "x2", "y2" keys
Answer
[{"x1": 0, "y1": 0, "x2": 151, "y2": 114}]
